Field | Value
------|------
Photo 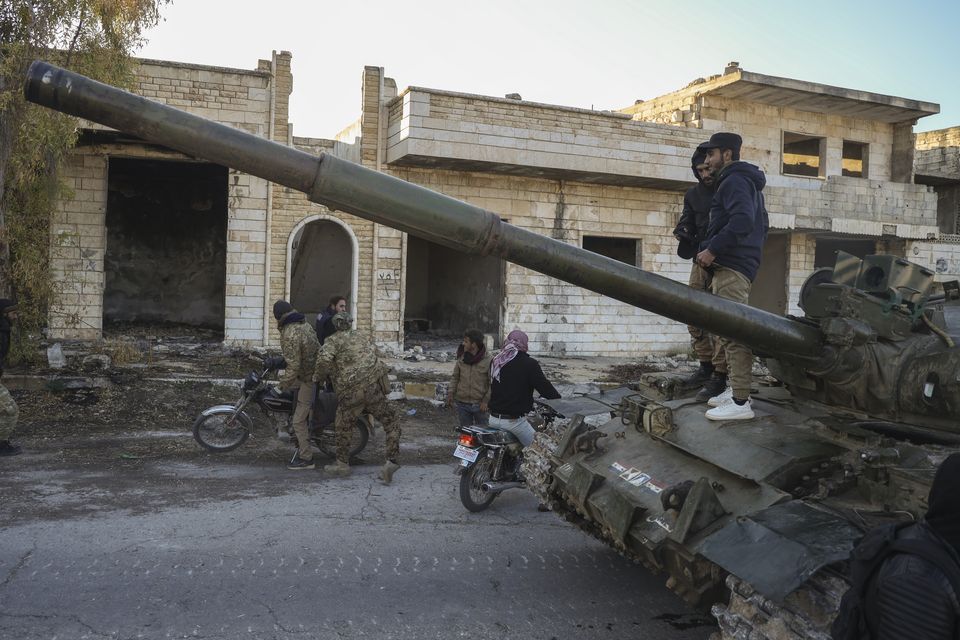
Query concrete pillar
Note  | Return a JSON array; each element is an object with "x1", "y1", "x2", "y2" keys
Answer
[{"x1": 891, "y1": 121, "x2": 916, "y2": 184}]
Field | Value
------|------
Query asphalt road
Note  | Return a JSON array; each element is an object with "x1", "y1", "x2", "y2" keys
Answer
[{"x1": 0, "y1": 457, "x2": 716, "y2": 640}]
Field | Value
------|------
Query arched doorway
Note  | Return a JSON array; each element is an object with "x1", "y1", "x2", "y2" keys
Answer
[{"x1": 289, "y1": 218, "x2": 356, "y2": 321}]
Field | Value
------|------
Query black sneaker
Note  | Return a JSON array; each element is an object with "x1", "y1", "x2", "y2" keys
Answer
[
  {"x1": 287, "y1": 454, "x2": 315, "y2": 470},
  {"x1": 695, "y1": 374, "x2": 728, "y2": 402},
  {"x1": 683, "y1": 362, "x2": 715, "y2": 387},
  {"x1": 0, "y1": 440, "x2": 22, "y2": 457}
]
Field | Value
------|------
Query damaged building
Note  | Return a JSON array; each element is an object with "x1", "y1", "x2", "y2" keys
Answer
[{"x1": 49, "y1": 53, "x2": 960, "y2": 355}]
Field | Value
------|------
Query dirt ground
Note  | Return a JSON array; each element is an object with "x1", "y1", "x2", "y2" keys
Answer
[{"x1": 5, "y1": 335, "x2": 689, "y2": 458}]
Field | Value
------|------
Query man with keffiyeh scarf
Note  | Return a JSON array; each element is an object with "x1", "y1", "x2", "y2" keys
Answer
[{"x1": 486, "y1": 329, "x2": 560, "y2": 447}]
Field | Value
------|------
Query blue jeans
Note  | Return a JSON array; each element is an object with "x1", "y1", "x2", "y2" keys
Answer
[
  {"x1": 488, "y1": 415, "x2": 535, "y2": 447},
  {"x1": 455, "y1": 401, "x2": 488, "y2": 427}
]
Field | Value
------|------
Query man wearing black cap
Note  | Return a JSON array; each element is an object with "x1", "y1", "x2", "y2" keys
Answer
[
  {"x1": 674, "y1": 143, "x2": 725, "y2": 398},
  {"x1": 272, "y1": 299, "x2": 320, "y2": 470},
  {"x1": 695, "y1": 132, "x2": 768, "y2": 421},
  {"x1": 0, "y1": 299, "x2": 22, "y2": 456}
]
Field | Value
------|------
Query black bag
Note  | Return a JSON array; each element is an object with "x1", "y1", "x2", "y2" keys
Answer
[{"x1": 831, "y1": 521, "x2": 960, "y2": 640}]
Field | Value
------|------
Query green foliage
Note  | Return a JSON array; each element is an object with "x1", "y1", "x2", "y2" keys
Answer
[{"x1": 0, "y1": 0, "x2": 168, "y2": 364}]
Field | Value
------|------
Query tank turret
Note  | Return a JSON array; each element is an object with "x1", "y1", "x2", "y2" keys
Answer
[{"x1": 24, "y1": 61, "x2": 959, "y2": 431}]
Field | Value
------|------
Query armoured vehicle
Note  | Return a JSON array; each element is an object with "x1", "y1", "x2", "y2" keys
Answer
[{"x1": 25, "y1": 62, "x2": 960, "y2": 639}]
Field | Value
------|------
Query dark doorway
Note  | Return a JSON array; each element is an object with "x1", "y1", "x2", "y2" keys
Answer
[
  {"x1": 290, "y1": 219, "x2": 353, "y2": 319},
  {"x1": 749, "y1": 232, "x2": 789, "y2": 314},
  {"x1": 404, "y1": 236, "x2": 503, "y2": 342},
  {"x1": 814, "y1": 236, "x2": 877, "y2": 269},
  {"x1": 104, "y1": 158, "x2": 227, "y2": 335}
]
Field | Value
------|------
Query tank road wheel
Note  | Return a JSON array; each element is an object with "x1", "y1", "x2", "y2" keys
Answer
[
  {"x1": 313, "y1": 416, "x2": 371, "y2": 460},
  {"x1": 459, "y1": 457, "x2": 497, "y2": 512},
  {"x1": 192, "y1": 409, "x2": 252, "y2": 452}
]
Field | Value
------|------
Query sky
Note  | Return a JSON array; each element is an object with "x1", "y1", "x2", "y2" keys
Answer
[{"x1": 138, "y1": 0, "x2": 960, "y2": 138}]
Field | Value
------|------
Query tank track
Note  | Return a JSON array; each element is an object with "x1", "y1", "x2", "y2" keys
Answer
[
  {"x1": 522, "y1": 422, "x2": 845, "y2": 640},
  {"x1": 712, "y1": 572, "x2": 845, "y2": 640},
  {"x1": 522, "y1": 421, "x2": 658, "y2": 569}
]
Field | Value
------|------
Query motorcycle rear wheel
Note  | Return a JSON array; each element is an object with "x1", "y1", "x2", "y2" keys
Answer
[
  {"x1": 192, "y1": 409, "x2": 252, "y2": 452},
  {"x1": 312, "y1": 416, "x2": 371, "y2": 460},
  {"x1": 459, "y1": 457, "x2": 497, "y2": 512}
]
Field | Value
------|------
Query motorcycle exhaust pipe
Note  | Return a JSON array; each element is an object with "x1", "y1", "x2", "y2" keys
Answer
[{"x1": 481, "y1": 481, "x2": 525, "y2": 494}]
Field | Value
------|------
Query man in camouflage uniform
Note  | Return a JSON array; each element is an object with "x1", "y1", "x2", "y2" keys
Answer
[
  {"x1": 0, "y1": 299, "x2": 22, "y2": 456},
  {"x1": 313, "y1": 312, "x2": 401, "y2": 483},
  {"x1": 273, "y1": 300, "x2": 320, "y2": 470}
]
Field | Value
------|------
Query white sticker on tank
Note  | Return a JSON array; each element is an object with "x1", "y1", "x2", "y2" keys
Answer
[
  {"x1": 647, "y1": 514, "x2": 673, "y2": 533},
  {"x1": 620, "y1": 468, "x2": 643, "y2": 482},
  {"x1": 628, "y1": 473, "x2": 651, "y2": 487}
]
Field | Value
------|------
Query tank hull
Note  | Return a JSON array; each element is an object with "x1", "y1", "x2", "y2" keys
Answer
[{"x1": 524, "y1": 381, "x2": 944, "y2": 638}]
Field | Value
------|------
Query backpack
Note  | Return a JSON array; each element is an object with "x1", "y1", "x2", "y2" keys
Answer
[{"x1": 831, "y1": 521, "x2": 960, "y2": 640}]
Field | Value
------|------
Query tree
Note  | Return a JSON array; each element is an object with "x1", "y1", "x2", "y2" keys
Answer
[{"x1": 0, "y1": 0, "x2": 168, "y2": 362}]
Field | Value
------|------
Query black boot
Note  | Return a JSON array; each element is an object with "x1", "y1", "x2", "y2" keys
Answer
[
  {"x1": 683, "y1": 361, "x2": 714, "y2": 387},
  {"x1": 0, "y1": 440, "x2": 22, "y2": 456},
  {"x1": 695, "y1": 373, "x2": 728, "y2": 402}
]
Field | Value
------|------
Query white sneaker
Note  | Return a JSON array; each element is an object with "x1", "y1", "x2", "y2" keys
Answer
[
  {"x1": 706, "y1": 399, "x2": 755, "y2": 421},
  {"x1": 707, "y1": 387, "x2": 733, "y2": 407}
]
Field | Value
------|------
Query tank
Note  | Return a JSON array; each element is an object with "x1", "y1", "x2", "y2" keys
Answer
[{"x1": 25, "y1": 62, "x2": 960, "y2": 639}]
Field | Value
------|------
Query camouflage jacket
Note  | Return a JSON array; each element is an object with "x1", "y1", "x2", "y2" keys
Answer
[
  {"x1": 313, "y1": 329, "x2": 387, "y2": 391},
  {"x1": 279, "y1": 316, "x2": 319, "y2": 390}
]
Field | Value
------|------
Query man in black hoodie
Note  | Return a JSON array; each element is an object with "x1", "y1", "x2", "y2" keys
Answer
[
  {"x1": 674, "y1": 144, "x2": 725, "y2": 400},
  {"x1": 696, "y1": 132, "x2": 768, "y2": 421},
  {"x1": 860, "y1": 453, "x2": 960, "y2": 639},
  {"x1": 0, "y1": 299, "x2": 22, "y2": 456}
]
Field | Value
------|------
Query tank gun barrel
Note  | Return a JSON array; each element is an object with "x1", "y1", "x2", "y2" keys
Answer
[{"x1": 24, "y1": 61, "x2": 823, "y2": 358}]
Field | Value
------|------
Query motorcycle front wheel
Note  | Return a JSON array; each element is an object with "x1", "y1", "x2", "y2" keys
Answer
[
  {"x1": 459, "y1": 457, "x2": 497, "y2": 512},
  {"x1": 312, "y1": 416, "x2": 371, "y2": 460},
  {"x1": 192, "y1": 408, "x2": 252, "y2": 452}
]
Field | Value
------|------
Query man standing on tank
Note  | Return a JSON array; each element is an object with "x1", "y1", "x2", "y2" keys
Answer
[
  {"x1": 674, "y1": 143, "x2": 726, "y2": 401},
  {"x1": 696, "y1": 132, "x2": 768, "y2": 421}
]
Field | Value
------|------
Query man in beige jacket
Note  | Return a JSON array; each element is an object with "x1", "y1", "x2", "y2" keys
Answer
[{"x1": 447, "y1": 328, "x2": 492, "y2": 427}]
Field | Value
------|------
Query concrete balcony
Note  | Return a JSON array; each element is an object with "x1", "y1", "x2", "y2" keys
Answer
[{"x1": 385, "y1": 88, "x2": 708, "y2": 190}]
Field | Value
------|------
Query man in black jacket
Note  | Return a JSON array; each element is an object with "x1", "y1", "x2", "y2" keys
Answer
[
  {"x1": 696, "y1": 132, "x2": 768, "y2": 421},
  {"x1": 315, "y1": 295, "x2": 347, "y2": 346},
  {"x1": 674, "y1": 143, "x2": 725, "y2": 400},
  {"x1": 487, "y1": 330, "x2": 560, "y2": 446},
  {"x1": 0, "y1": 299, "x2": 22, "y2": 456},
  {"x1": 863, "y1": 453, "x2": 960, "y2": 639}
]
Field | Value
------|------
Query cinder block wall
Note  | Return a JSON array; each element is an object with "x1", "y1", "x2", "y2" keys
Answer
[{"x1": 50, "y1": 56, "x2": 277, "y2": 344}]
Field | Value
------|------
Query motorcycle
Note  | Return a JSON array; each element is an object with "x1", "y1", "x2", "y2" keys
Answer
[
  {"x1": 453, "y1": 400, "x2": 561, "y2": 512},
  {"x1": 192, "y1": 364, "x2": 370, "y2": 460}
]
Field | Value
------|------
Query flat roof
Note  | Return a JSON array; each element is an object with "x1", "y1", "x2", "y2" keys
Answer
[
  {"x1": 647, "y1": 69, "x2": 940, "y2": 124},
  {"x1": 717, "y1": 70, "x2": 939, "y2": 122}
]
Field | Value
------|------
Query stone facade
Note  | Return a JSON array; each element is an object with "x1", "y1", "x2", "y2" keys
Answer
[{"x1": 48, "y1": 56, "x2": 956, "y2": 356}]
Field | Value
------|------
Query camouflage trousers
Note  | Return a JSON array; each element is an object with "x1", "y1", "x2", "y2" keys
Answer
[
  {"x1": 0, "y1": 381, "x2": 18, "y2": 441},
  {"x1": 688, "y1": 262, "x2": 725, "y2": 371},
  {"x1": 335, "y1": 383, "x2": 400, "y2": 465},
  {"x1": 710, "y1": 266, "x2": 754, "y2": 400}
]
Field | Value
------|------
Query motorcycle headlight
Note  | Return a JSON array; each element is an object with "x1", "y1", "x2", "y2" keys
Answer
[{"x1": 242, "y1": 371, "x2": 260, "y2": 391}]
